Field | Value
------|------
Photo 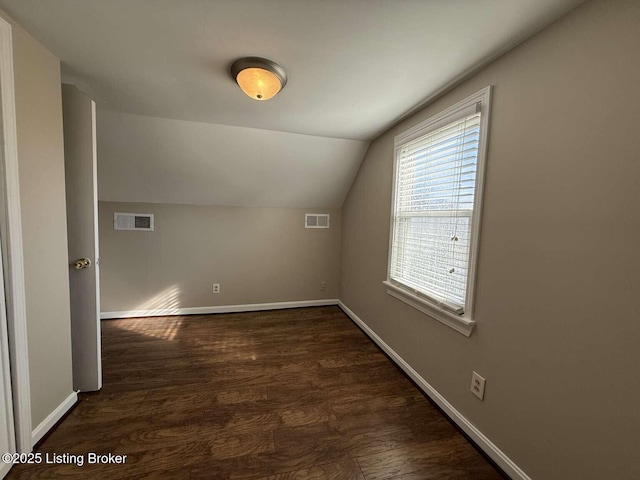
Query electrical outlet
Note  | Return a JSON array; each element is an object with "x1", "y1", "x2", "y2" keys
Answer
[
  {"x1": 470, "y1": 371, "x2": 486, "y2": 400},
  {"x1": 320, "y1": 281, "x2": 326, "y2": 292},
  {"x1": 212, "y1": 283, "x2": 220, "y2": 294}
]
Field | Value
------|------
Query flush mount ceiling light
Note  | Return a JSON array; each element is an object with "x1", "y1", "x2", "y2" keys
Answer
[{"x1": 230, "y1": 57, "x2": 287, "y2": 101}]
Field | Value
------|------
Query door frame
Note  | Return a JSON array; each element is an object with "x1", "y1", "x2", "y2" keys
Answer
[
  {"x1": 0, "y1": 214, "x2": 16, "y2": 478},
  {"x1": 0, "y1": 16, "x2": 33, "y2": 454}
]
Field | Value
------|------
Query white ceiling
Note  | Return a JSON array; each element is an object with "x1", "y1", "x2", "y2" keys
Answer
[
  {"x1": 97, "y1": 111, "x2": 368, "y2": 208},
  {"x1": 0, "y1": 0, "x2": 583, "y2": 141}
]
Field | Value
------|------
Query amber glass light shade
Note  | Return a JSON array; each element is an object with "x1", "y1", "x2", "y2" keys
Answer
[
  {"x1": 236, "y1": 67, "x2": 282, "y2": 100},
  {"x1": 230, "y1": 57, "x2": 287, "y2": 101}
]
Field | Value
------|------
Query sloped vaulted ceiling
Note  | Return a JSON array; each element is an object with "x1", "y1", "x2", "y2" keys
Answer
[
  {"x1": 0, "y1": 0, "x2": 585, "y2": 207},
  {"x1": 97, "y1": 111, "x2": 368, "y2": 208}
]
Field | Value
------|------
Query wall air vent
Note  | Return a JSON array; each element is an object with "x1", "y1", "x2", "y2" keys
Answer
[
  {"x1": 305, "y1": 213, "x2": 330, "y2": 229},
  {"x1": 114, "y1": 212, "x2": 154, "y2": 231}
]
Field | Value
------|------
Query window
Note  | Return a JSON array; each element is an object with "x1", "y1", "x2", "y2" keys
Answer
[{"x1": 384, "y1": 87, "x2": 491, "y2": 336}]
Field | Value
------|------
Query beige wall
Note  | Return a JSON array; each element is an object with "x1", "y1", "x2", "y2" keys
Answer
[
  {"x1": 99, "y1": 202, "x2": 341, "y2": 313},
  {"x1": 340, "y1": 1, "x2": 640, "y2": 479},
  {"x1": 5, "y1": 12, "x2": 74, "y2": 427},
  {"x1": 97, "y1": 110, "x2": 368, "y2": 209}
]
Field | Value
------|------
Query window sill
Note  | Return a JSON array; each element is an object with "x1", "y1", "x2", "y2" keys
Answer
[{"x1": 382, "y1": 281, "x2": 476, "y2": 337}]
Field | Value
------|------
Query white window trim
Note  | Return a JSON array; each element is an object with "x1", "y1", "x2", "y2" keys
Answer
[{"x1": 385, "y1": 86, "x2": 492, "y2": 337}]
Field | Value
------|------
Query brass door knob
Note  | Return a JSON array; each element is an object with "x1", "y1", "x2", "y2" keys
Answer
[{"x1": 72, "y1": 258, "x2": 92, "y2": 270}]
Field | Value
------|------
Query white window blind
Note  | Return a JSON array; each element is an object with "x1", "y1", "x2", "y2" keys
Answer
[{"x1": 389, "y1": 108, "x2": 482, "y2": 313}]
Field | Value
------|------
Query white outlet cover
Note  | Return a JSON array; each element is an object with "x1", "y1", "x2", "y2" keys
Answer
[{"x1": 471, "y1": 372, "x2": 486, "y2": 400}]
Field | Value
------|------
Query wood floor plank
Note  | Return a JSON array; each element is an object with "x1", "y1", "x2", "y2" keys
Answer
[
  {"x1": 6, "y1": 306, "x2": 505, "y2": 479},
  {"x1": 216, "y1": 387, "x2": 268, "y2": 405},
  {"x1": 356, "y1": 437, "x2": 502, "y2": 480},
  {"x1": 208, "y1": 433, "x2": 276, "y2": 461},
  {"x1": 254, "y1": 458, "x2": 365, "y2": 480}
]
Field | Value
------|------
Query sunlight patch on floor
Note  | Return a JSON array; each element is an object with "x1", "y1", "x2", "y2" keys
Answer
[
  {"x1": 115, "y1": 316, "x2": 184, "y2": 341},
  {"x1": 114, "y1": 286, "x2": 183, "y2": 340}
]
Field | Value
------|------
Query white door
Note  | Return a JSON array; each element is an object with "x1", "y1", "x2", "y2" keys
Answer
[
  {"x1": 62, "y1": 84, "x2": 102, "y2": 392},
  {"x1": 0, "y1": 236, "x2": 15, "y2": 479}
]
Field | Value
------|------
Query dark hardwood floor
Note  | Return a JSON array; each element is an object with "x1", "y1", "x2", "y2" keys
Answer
[{"x1": 7, "y1": 306, "x2": 506, "y2": 479}]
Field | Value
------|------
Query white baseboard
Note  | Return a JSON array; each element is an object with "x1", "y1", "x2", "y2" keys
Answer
[
  {"x1": 31, "y1": 391, "x2": 78, "y2": 446},
  {"x1": 0, "y1": 460, "x2": 12, "y2": 479},
  {"x1": 101, "y1": 299, "x2": 340, "y2": 320},
  {"x1": 337, "y1": 301, "x2": 531, "y2": 480}
]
